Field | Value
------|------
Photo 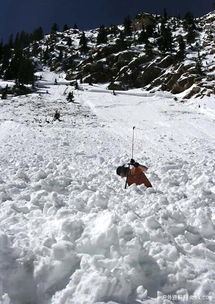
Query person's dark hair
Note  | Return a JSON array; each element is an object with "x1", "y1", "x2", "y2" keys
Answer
[{"x1": 116, "y1": 165, "x2": 129, "y2": 176}]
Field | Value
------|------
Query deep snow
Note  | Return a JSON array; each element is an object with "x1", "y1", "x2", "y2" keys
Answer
[{"x1": 0, "y1": 69, "x2": 215, "y2": 304}]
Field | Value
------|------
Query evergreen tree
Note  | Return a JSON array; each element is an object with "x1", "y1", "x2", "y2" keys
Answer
[
  {"x1": 31, "y1": 42, "x2": 40, "y2": 57},
  {"x1": 157, "y1": 21, "x2": 173, "y2": 52},
  {"x1": 145, "y1": 24, "x2": 154, "y2": 38},
  {"x1": 51, "y1": 23, "x2": 59, "y2": 34},
  {"x1": 0, "y1": 41, "x2": 3, "y2": 62},
  {"x1": 176, "y1": 35, "x2": 186, "y2": 60},
  {"x1": 13, "y1": 31, "x2": 25, "y2": 50},
  {"x1": 186, "y1": 26, "x2": 197, "y2": 44},
  {"x1": 1, "y1": 85, "x2": 8, "y2": 99},
  {"x1": 19, "y1": 31, "x2": 31, "y2": 49},
  {"x1": 183, "y1": 12, "x2": 196, "y2": 31},
  {"x1": 54, "y1": 110, "x2": 61, "y2": 121},
  {"x1": 97, "y1": 25, "x2": 108, "y2": 44},
  {"x1": 123, "y1": 16, "x2": 132, "y2": 36},
  {"x1": 4, "y1": 49, "x2": 22, "y2": 80},
  {"x1": 1, "y1": 45, "x2": 11, "y2": 75},
  {"x1": 109, "y1": 25, "x2": 118, "y2": 36},
  {"x1": 67, "y1": 91, "x2": 74, "y2": 102},
  {"x1": 75, "y1": 81, "x2": 79, "y2": 90},
  {"x1": 4, "y1": 48, "x2": 34, "y2": 85},
  {"x1": 32, "y1": 27, "x2": 44, "y2": 41},
  {"x1": 63, "y1": 24, "x2": 69, "y2": 31},
  {"x1": 67, "y1": 37, "x2": 72, "y2": 47},
  {"x1": 79, "y1": 32, "x2": 88, "y2": 53},
  {"x1": 58, "y1": 50, "x2": 63, "y2": 61},
  {"x1": 17, "y1": 56, "x2": 35, "y2": 85},
  {"x1": 14, "y1": 32, "x2": 20, "y2": 49},
  {"x1": 43, "y1": 46, "x2": 50, "y2": 62},
  {"x1": 116, "y1": 31, "x2": 127, "y2": 50},
  {"x1": 138, "y1": 29, "x2": 149, "y2": 44},
  {"x1": 195, "y1": 50, "x2": 203, "y2": 75},
  {"x1": 73, "y1": 24, "x2": 78, "y2": 29},
  {"x1": 183, "y1": 12, "x2": 197, "y2": 45},
  {"x1": 8, "y1": 34, "x2": 14, "y2": 49},
  {"x1": 145, "y1": 41, "x2": 153, "y2": 57},
  {"x1": 163, "y1": 8, "x2": 168, "y2": 22}
]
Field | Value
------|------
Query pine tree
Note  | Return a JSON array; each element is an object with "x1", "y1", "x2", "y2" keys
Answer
[
  {"x1": 54, "y1": 110, "x2": 61, "y2": 121},
  {"x1": 67, "y1": 91, "x2": 74, "y2": 102},
  {"x1": 5, "y1": 50, "x2": 35, "y2": 85},
  {"x1": 195, "y1": 50, "x2": 203, "y2": 76},
  {"x1": 32, "y1": 27, "x2": 44, "y2": 41},
  {"x1": 79, "y1": 32, "x2": 88, "y2": 53},
  {"x1": 4, "y1": 49, "x2": 22, "y2": 80},
  {"x1": 1, "y1": 45, "x2": 11, "y2": 75},
  {"x1": 17, "y1": 56, "x2": 35, "y2": 85},
  {"x1": 43, "y1": 46, "x2": 50, "y2": 62},
  {"x1": 157, "y1": 21, "x2": 173, "y2": 52},
  {"x1": 58, "y1": 50, "x2": 63, "y2": 61},
  {"x1": 186, "y1": 26, "x2": 197, "y2": 44},
  {"x1": 147, "y1": 24, "x2": 154, "y2": 37},
  {"x1": 176, "y1": 35, "x2": 186, "y2": 60},
  {"x1": 75, "y1": 81, "x2": 79, "y2": 90},
  {"x1": 51, "y1": 23, "x2": 59, "y2": 34},
  {"x1": 97, "y1": 25, "x2": 108, "y2": 44},
  {"x1": 63, "y1": 24, "x2": 69, "y2": 31},
  {"x1": 8, "y1": 34, "x2": 14, "y2": 49},
  {"x1": 14, "y1": 32, "x2": 20, "y2": 50},
  {"x1": 123, "y1": 16, "x2": 132, "y2": 36},
  {"x1": 145, "y1": 41, "x2": 153, "y2": 57},
  {"x1": 183, "y1": 12, "x2": 196, "y2": 31},
  {"x1": 163, "y1": 8, "x2": 168, "y2": 22},
  {"x1": 0, "y1": 41, "x2": 3, "y2": 62},
  {"x1": 116, "y1": 31, "x2": 127, "y2": 51},
  {"x1": 67, "y1": 37, "x2": 72, "y2": 47},
  {"x1": 110, "y1": 25, "x2": 118, "y2": 36},
  {"x1": 1, "y1": 85, "x2": 8, "y2": 99},
  {"x1": 138, "y1": 29, "x2": 149, "y2": 44},
  {"x1": 18, "y1": 31, "x2": 31, "y2": 50}
]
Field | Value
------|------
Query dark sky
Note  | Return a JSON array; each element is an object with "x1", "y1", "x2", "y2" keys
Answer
[{"x1": 0, "y1": 0, "x2": 214, "y2": 41}]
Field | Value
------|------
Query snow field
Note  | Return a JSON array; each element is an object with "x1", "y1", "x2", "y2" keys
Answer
[{"x1": 0, "y1": 70, "x2": 215, "y2": 304}]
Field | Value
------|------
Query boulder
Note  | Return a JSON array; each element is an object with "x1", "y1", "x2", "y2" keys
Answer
[
  {"x1": 82, "y1": 61, "x2": 106, "y2": 74},
  {"x1": 117, "y1": 51, "x2": 138, "y2": 63},
  {"x1": 157, "y1": 55, "x2": 176, "y2": 68},
  {"x1": 132, "y1": 13, "x2": 156, "y2": 31},
  {"x1": 135, "y1": 64, "x2": 162, "y2": 87},
  {"x1": 108, "y1": 82, "x2": 128, "y2": 91},
  {"x1": 184, "y1": 86, "x2": 201, "y2": 99},
  {"x1": 128, "y1": 55, "x2": 151, "y2": 69},
  {"x1": 84, "y1": 71, "x2": 112, "y2": 83},
  {"x1": 162, "y1": 73, "x2": 181, "y2": 91},
  {"x1": 171, "y1": 76, "x2": 196, "y2": 94}
]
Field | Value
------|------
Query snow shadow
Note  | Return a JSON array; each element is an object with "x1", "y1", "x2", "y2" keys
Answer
[{"x1": 0, "y1": 233, "x2": 37, "y2": 304}]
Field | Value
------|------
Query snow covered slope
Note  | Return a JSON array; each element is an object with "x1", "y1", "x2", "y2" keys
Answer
[
  {"x1": 0, "y1": 70, "x2": 215, "y2": 304},
  {"x1": 22, "y1": 10, "x2": 215, "y2": 99}
]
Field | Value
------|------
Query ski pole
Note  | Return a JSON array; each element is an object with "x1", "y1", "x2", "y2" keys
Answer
[
  {"x1": 125, "y1": 126, "x2": 135, "y2": 189},
  {"x1": 131, "y1": 126, "x2": 135, "y2": 159}
]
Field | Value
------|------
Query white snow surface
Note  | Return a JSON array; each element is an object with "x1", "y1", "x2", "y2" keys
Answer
[{"x1": 0, "y1": 69, "x2": 215, "y2": 304}]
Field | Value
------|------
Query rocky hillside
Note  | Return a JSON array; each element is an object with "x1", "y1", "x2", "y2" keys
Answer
[{"x1": 12, "y1": 11, "x2": 215, "y2": 98}]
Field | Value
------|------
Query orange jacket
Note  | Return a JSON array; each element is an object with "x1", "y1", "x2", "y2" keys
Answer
[{"x1": 127, "y1": 166, "x2": 152, "y2": 187}]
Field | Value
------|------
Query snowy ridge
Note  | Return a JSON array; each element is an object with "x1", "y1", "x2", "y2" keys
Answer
[
  {"x1": 0, "y1": 70, "x2": 215, "y2": 304},
  {"x1": 23, "y1": 10, "x2": 215, "y2": 99}
]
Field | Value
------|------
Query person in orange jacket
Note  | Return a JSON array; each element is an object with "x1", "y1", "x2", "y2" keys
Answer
[{"x1": 116, "y1": 159, "x2": 152, "y2": 188}]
